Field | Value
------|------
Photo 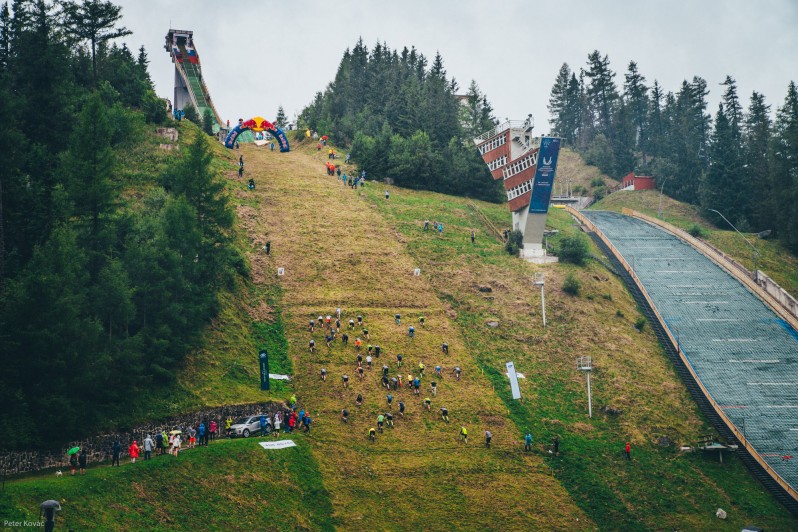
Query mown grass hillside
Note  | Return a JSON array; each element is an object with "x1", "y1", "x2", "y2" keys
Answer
[
  {"x1": 1, "y1": 438, "x2": 335, "y2": 530},
  {"x1": 3, "y1": 138, "x2": 796, "y2": 531}
]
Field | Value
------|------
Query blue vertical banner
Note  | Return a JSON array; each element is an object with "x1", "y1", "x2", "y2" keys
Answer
[
  {"x1": 528, "y1": 137, "x2": 562, "y2": 213},
  {"x1": 259, "y1": 350, "x2": 270, "y2": 391}
]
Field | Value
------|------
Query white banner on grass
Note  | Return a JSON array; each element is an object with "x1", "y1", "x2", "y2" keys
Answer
[
  {"x1": 259, "y1": 440, "x2": 297, "y2": 450},
  {"x1": 269, "y1": 373, "x2": 291, "y2": 381},
  {"x1": 506, "y1": 361, "x2": 522, "y2": 400}
]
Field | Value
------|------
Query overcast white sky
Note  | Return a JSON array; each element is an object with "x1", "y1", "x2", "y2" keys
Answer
[{"x1": 116, "y1": 0, "x2": 797, "y2": 133}]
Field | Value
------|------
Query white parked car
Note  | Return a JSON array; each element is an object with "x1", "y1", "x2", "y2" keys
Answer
[{"x1": 229, "y1": 415, "x2": 272, "y2": 438}]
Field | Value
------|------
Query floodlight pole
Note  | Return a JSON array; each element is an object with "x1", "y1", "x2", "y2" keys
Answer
[
  {"x1": 586, "y1": 370, "x2": 592, "y2": 418},
  {"x1": 578, "y1": 356, "x2": 593, "y2": 418},
  {"x1": 708, "y1": 209, "x2": 759, "y2": 282},
  {"x1": 657, "y1": 177, "x2": 669, "y2": 218},
  {"x1": 533, "y1": 274, "x2": 546, "y2": 327}
]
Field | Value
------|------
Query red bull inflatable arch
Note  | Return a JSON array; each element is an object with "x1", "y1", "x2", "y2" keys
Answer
[{"x1": 225, "y1": 116, "x2": 290, "y2": 152}]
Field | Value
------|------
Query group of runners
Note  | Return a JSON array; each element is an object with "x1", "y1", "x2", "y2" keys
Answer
[{"x1": 307, "y1": 307, "x2": 497, "y2": 445}]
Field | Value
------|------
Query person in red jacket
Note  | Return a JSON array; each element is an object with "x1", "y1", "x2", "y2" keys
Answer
[
  {"x1": 625, "y1": 441, "x2": 631, "y2": 461},
  {"x1": 129, "y1": 440, "x2": 140, "y2": 464}
]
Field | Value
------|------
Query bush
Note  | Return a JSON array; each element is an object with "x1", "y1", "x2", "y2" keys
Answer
[
  {"x1": 558, "y1": 234, "x2": 589, "y2": 265},
  {"x1": 563, "y1": 273, "x2": 581, "y2": 296},
  {"x1": 590, "y1": 177, "x2": 605, "y2": 188},
  {"x1": 182, "y1": 103, "x2": 199, "y2": 123},
  {"x1": 505, "y1": 229, "x2": 523, "y2": 256},
  {"x1": 687, "y1": 224, "x2": 706, "y2": 238},
  {"x1": 634, "y1": 317, "x2": 646, "y2": 331}
]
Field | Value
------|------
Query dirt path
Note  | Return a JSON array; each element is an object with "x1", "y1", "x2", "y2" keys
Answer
[{"x1": 238, "y1": 142, "x2": 591, "y2": 529}]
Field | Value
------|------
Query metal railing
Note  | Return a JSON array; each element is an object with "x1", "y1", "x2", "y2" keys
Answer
[{"x1": 473, "y1": 120, "x2": 526, "y2": 144}]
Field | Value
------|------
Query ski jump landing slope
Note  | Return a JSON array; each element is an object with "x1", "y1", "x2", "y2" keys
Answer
[{"x1": 582, "y1": 210, "x2": 798, "y2": 508}]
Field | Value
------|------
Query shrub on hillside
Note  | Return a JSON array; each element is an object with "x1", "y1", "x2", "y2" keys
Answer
[
  {"x1": 505, "y1": 229, "x2": 523, "y2": 256},
  {"x1": 558, "y1": 234, "x2": 589, "y2": 265},
  {"x1": 687, "y1": 224, "x2": 706, "y2": 238},
  {"x1": 590, "y1": 177, "x2": 605, "y2": 188},
  {"x1": 563, "y1": 273, "x2": 581, "y2": 295}
]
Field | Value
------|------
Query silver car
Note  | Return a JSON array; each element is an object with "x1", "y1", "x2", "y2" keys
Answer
[{"x1": 229, "y1": 415, "x2": 272, "y2": 438}]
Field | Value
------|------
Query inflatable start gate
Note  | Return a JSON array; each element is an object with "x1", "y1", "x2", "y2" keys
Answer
[{"x1": 225, "y1": 116, "x2": 290, "y2": 152}]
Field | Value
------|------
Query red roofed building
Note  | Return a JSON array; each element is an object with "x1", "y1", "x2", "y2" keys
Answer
[{"x1": 622, "y1": 172, "x2": 656, "y2": 191}]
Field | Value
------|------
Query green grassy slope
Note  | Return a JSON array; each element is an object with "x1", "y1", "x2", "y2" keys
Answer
[
  {"x1": 1, "y1": 438, "x2": 335, "y2": 530},
  {"x1": 3, "y1": 139, "x2": 796, "y2": 530},
  {"x1": 360, "y1": 182, "x2": 796, "y2": 530}
]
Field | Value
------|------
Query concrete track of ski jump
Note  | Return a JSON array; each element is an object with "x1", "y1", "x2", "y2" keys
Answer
[{"x1": 573, "y1": 208, "x2": 798, "y2": 506}]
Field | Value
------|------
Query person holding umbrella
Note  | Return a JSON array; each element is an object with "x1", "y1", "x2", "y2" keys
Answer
[{"x1": 67, "y1": 446, "x2": 80, "y2": 475}]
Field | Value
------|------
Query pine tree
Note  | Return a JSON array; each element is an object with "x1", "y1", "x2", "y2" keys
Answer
[
  {"x1": 772, "y1": 82, "x2": 798, "y2": 251},
  {"x1": 623, "y1": 61, "x2": 649, "y2": 165},
  {"x1": 745, "y1": 92, "x2": 773, "y2": 231},
  {"x1": 62, "y1": 92, "x2": 117, "y2": 277},
  {"x1": 275, "y1": 105, "x2": 287, "y2": 129},
  {"x1": 61, "y1": 0, "x2": 131, "y2": 84},
  {"x1": 461, "y1": 80, "x2": 496, "y2": 138},
  {"x1": 562, "y1": 73, "x2": 583, "y2": 146},
  {"x1": 548, "y1": 63, "x2": 571, "y2": 135},
  {"x1": 584, "y1": 50, "x2": 619, "y2": 140},
  {"x1": 701, "y1": 103, "x2": 737, "y2": 222},
  {"x1": 0, "y1": 2, "x2": 10, "y2": 70}
]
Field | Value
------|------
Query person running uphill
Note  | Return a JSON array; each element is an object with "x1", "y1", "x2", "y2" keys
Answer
[
  {"x1": 423, "y1": 397, "x2": 431, "y2": 411},
  {"x1": 460, "y1": 427, "x2": 468, "y2": 444},
  {"x1": 525, "y1": 433, "x2": 533, "y2": 452},
  {"x1": 369, "y1": 427, "x2": 376, "y2": 442},
  {"x1": 440, "y1": 406, "x2": 449, "y2": 422},
  {"x1": 377, "y1": 414, "x2": 385, "y2": 433},
  {"x1": 485, "y1": 431, "x2": 492, "y2": 448},
  {"x1": 342, "y1": 374, "x2": 349, "y2": 388}
]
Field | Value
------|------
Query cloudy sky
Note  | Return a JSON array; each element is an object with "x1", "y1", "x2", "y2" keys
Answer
[{"x1": 117, "y1": 0, "x2": 797, "y2": 133}]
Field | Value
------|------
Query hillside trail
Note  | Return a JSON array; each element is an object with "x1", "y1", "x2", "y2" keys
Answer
[{"x1": 236, "y1": 142, "x2": 592, "y2": 529}]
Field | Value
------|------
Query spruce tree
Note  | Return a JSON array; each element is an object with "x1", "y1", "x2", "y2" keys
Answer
[
  {"x1": 701, "y1": 103, "x2": 737, "y2": 223},
  {"x1": 623, "y1": 61, "x2": 649, "y2": 165},
  {"x1": 275, "y1": 105, "x2": 287, "y2": 128},
  {"x1": 772, "y1": 82, "x2": 798, "y2": 251},
  {"x1": 745, "y1": 92, "x2": 773, "y2": 230},
  {"x1": 548, "y1": 63, "x2": 571, "y2": 136},
  {"x1": 61, "y1": 0, "x2": 131, "y2": 84}
]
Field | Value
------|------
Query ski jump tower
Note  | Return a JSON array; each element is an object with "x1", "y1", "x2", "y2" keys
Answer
[
  {"x1": 473, "y1": 118, "x2": 562, "y2": 263},
  {"x1": 164, "y1": 29, "x2": 223, "y2": 133}
]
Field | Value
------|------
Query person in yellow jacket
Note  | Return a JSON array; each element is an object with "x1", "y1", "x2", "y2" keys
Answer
[
  {"x1": 460, "y1": 426, "x2": 468, "y2": 444},
  {"x1": 368, "y1": 427, "x2": 376, "y2": 442},
  {"x1": 225, "y1": 417, "x2": 233, "y2": 437}
]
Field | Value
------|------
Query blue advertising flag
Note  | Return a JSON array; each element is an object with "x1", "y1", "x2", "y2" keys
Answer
[
  {"x1": 259, "y1": 350, "x2": 270, "y2": 391},
  {"x1": 528, "y1": 137, "x2": 562, "y2": 213}
]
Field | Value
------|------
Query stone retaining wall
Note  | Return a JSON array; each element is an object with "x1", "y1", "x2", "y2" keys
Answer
[{"x1": 0, "y1": 402, "x2": 284, "y2": 477}]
